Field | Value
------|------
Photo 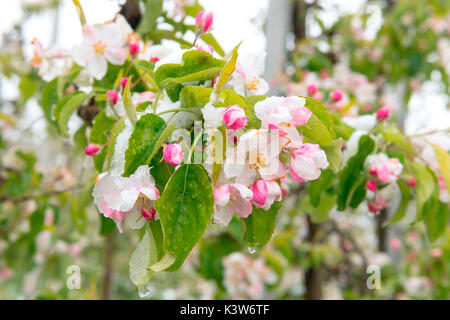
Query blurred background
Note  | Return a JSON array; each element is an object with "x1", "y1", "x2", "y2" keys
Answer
[{"x1": 0, "y1": 0, "x2": 449, "y2": 299}]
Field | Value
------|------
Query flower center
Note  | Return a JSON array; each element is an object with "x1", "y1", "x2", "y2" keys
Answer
[
  {"x1": 93, "y1": 40, "x2": 107, "y2": 54},
  {"x1": 249, "y1": 152, "x2": 267, "y2": 170},
  {"x1": 246, "y1": 76, "x2": 260, "y2": 91}
]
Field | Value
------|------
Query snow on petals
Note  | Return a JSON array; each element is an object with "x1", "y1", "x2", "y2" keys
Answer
[
  {"x1": 213, "y1": 183, "x2": 253, "y2": 226},
  {"x1": 254, "y1": 96, "x2": 311, "y2": 146},
  {"x1": 72, "y1": 23, "x2": 127, "y2": 80},
  {"x1": 92, "y1": 165, "x2": 160, "y2": 232}
]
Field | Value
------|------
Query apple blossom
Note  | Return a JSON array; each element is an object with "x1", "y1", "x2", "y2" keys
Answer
[
  {"x1": 307, "y1": 84, "x2": 317, "y2": 95},
  {"x1": 223, "y1": 105, "x2": 248, "y2": 130},
  {"x1": 213, "y1": 183, "x2": 253, "y2": 226},
  {"x1": 30, "y1": 38, "x2": 71, "y2": 81},
  {"x1": 254, "y1": 96, "x2": 311, "y2": 146},
  {"x1": 251, "y1": 179, "x2": 282, "y2": 210},
  {"x1": 121, "y1": 77, "x2": 129, "y2": 88},
  {"x1": 289, "y1": 143, "x2": 329, "y2": 182},
  {"x1": 230, "y1": 52, "x2": 269, "y2": 96},
  {"x1": 195, "y1": 10, "x2": 214, "y2": 34},
  {"x1": 366, "y1": 153, "x2": 403, "y2": 184},
  {"x1": 163, "y1": 143, "x2": 184, "y2": 166},
  {"x1": 72, "y1": 24, "x2": 127, "y2": 80},
  {"x1": 407, "y1": 176, "x2": 417, "y2": 187},
  {"x1": 224, "y1": 129, "x2": 288, "y2": 186},
  {"x1": 390, "y1": 238, "x2": 402, "y2": 249},
  {"x1": 92, "y1": 165, "x2": 160, "y2": 231}
]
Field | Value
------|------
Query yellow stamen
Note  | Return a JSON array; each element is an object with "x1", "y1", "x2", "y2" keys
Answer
[{"x1": 93, "y1": 41, "x2": 107, "y2": 54}]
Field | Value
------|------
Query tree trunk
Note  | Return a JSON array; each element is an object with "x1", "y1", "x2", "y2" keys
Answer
[
  {"x1": 305, "y1": 216, "x2": 323, "y2": 300},
  {"x1": 376, "y1": 209, "x2": 388, "y2": 252},
  {"x1": 101, "y1": 233, "x2": 114, "y2": 300}
]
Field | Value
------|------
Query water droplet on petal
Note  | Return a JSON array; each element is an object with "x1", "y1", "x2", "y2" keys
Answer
[{"x1": 248, "y1": 246, "x2": 258, "y2": 254}]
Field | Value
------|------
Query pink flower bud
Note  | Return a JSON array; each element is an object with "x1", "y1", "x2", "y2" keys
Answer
[
  {"x1": 376, "y1": 106, "x2": 390, "y2": 120},
  {"x1": 251, "y1": 179, "x2": 282, "y2": 210},
  {"x1": 129, "y1": 42, "x2": 140, "y2": 56},
  {"x1": 197, "y1": 44, "x2": 214, "y2": 54},
  {"x1": 106, "y1": 89, "x2": 119, "y2": 105},
  {"x1": 150, "y1": 56, "x2": 159, "y2": 63},
  {"x1": 163, "y1": 143, "x2": 184, "y2": 166},
  {"x1": 368, "y1": 202, "x2": 380, "y2": 214},
  {"x1": 369, "y1": 165, "x2": 378, "y2": 175},
  {"x1": 195, "y1": 10, "x2": 214, "y2": 33},
  {"x1": 390, "y1": 238, "x2": 401, "y2": 250},
  {"x1": 84, "y1": 143, "x2": 100, "y2": 156},
  {"x1": 366, "y1": 180, "x2": 378, "y2": 192},
  {"x1": 223, "y1": 105, "x2": 247, "y2": 130},
  {"x1": 121, "y1": 77, "x2": 129, "y2": 88},
  {"x1": 430, "y1": 248, "x2": 443, "y2": 258},
  {"x1": 141, "y1": 208, "x2": 156, "y2": 221},
  {"x1": 330, "y1": 90, "x2": 343, "y2": 102},
  {"x1": 307, "y1": 84, "x2": 317, "y2": 95},
  {"x1": 407, "y1": 176, "x2": 417, "y2": 187}
]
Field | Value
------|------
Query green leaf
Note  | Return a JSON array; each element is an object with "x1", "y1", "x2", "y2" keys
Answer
[
  {"x1": 90, "y1": 111, "x2": 115, "y2": 144},
  {"x1": 211, "y1": 42, "x2": 240, "y2": 100},
  {"x1": 99, "y1": 214, "x2": 115, "y2": 236},
  {"x1": 407, "y1": 161, "x2": 436, "y2": 219},
  {"x1": 124, "y1": 114, "x2": 166, "y2": 177},
  {"x1": 337, "y1": 135, "x2": 375, "y2": 210},
  {"x1": 300, "y1": 193, "x2": 335, "y2": 223},
  {"x1": 155, "y1": 50, "x2": 225, "y2": 101},
  {"x1": 332, "y1": 113, "x2": 355, "y2": 140},
  {"x1": 349, "y1": 178, "x2": 367, "y2": 209},
  {"x1": 322, "y1": 138, "x2": 343, "y2": 172},
  {"x1": 384, "y1": 180, "x2": 412, "y2": 226},
  {"x1": 73, "y1": 124, "x2": 88, "y2": 152},
  {"x1": 433, "y1": 144, "x2": 450, "y2": 195},
  {"x1": 241, "y1": 200, "x2": 283, "y2": 248},
  {"x1": 308, "y1": 169, "x2": 334, "y2": 206},
  {"x1": 137, "y1": 0, "x2": 163, "y2": 33},
  {"x1": 299, "y1": 114, "x2": 334, "y2": 146},
  {"x1": 424, "y1": 201, "x2": 449, "y2": 242},
  {"x1": 129, "y1": 226, "x2": 159, "y2": 287},
  {"x1": 123, "y1": 80, "x2": 138, "y2": 125},
  {"x1": 302, "y1": 97, "x2": 335, "y2": 138},
  {"x1": 41, "y1": 78, "x2": 58, "y2": 123},
  {"x1": 154, "y1": 164, "x2": 214, "y2": 271},
  {"x1": 57, "y1": 91, "x2": 89, "y2": 137},
  {"x1": 200, "y1": 33, "x2": 226, "y2": 57},
  {"x1": 381, "y1": 124, "x2": 414, "y2": 153},
  {"x1": 180, "y1": 85, "x2": 212, "y2": 108}
]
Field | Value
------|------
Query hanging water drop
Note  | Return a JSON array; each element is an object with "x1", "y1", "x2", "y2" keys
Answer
[
  {"x1": 137, "y1": 283, "x2": 151, "y2": 298},
  {"x1": 248, "y1": 246, "x2": 258, "y2": 254}
]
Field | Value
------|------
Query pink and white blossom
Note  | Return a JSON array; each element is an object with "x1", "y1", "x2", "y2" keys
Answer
[
  {"x1": 230, "y1": 52, "x2": 269, "y2": 96},
  {"x1": 366, "y1": 153, "x2": 403, "y2": 184},
  {"x1": 223, "y1": 105, "x2": 248, "y2": 130},
  {"x1": 251, "y1": 179, "x2": 282, "y2": 210},
  {"x1": 195, "y1": 10, "x2": 214, "y2": 33},
  {"x1": 163, "y1": 143, "x2": 184, "y2": 166},
  {"x1": 289, "y1": 143, "x2": 329, "y2": 182},
  {"x1": 213, "y1": 183, "x2": 253, "y2": 226},
  {"x1": 72, "y1": 23, "x2": 127, "y2": 80},
  {"x1": 92, "y1": 165, "x2": 160, "y2": 231}
]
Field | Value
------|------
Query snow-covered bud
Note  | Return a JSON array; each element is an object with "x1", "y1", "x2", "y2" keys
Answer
[
  {"x1": 106, "y1": 89, "x2": 119, "y2": 104},
  {"x1": 195, "y1": 10, "x2": 214, "y2": 33},
  {"x1": 84, "y1": 143, "x2": 100, "y2": 156},
  {"x1": 163, "y1": 143, "x2": 184, "y2": 166},
  {"x1": 223, "y1": 105, "x2": 247, "y2": 130}
]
